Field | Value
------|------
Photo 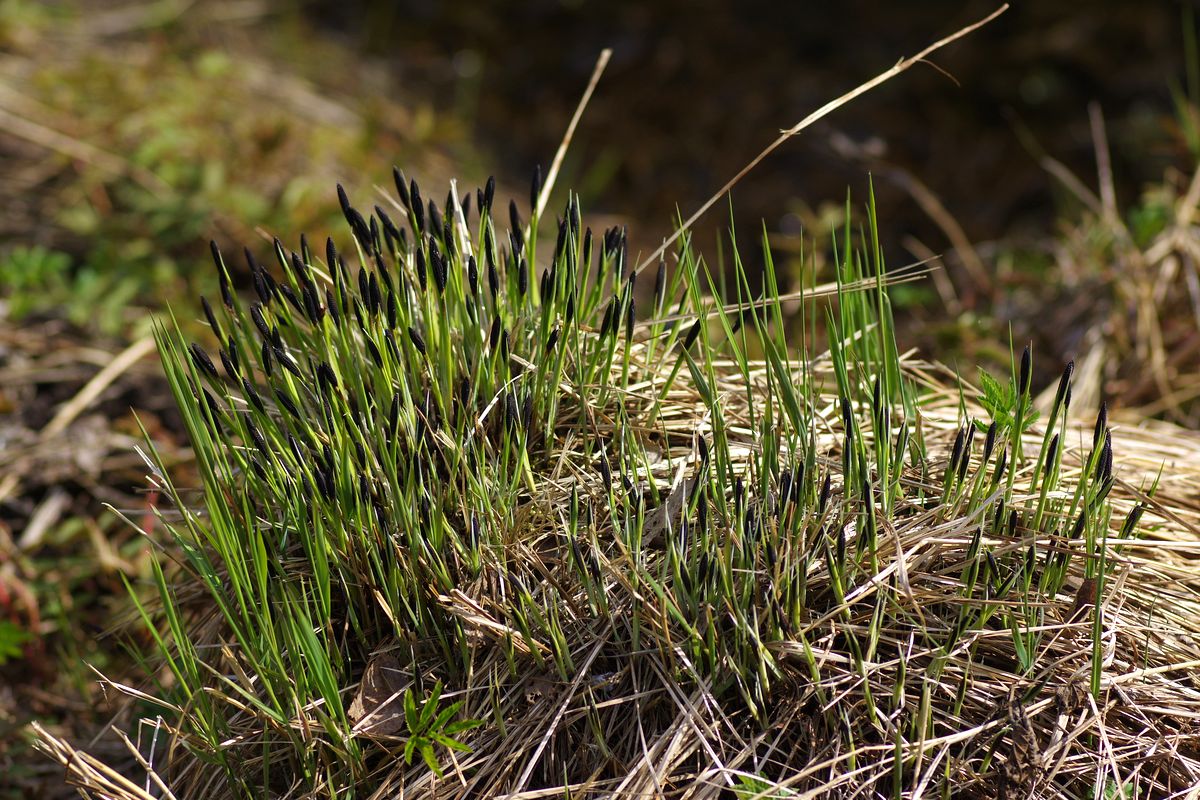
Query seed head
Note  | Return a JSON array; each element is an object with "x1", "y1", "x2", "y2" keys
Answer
[
  {"x1": 1018, "y1": 344, "x2": 1032, "y2": 397},
  {"x1": 393, "y1": 166, "x2": 410, "y2": 208},
  {"x1": 408, "y1": 326, "x2": 427, "y2": 356},
  {"x1": 201, "y1": 296, "x2": 222, "y2": 339},
  {"x1": 530, "y1": 164, "x2": 542, "y2": 213},
  {"x1": 1093, "y1": 401, "x2": 1108, "y2": 448},
  {"x1": 484, "y1": 175, "x2": 496, "y2": 212},
  {"x1": 410, "y1": 179, "x2": 425, "y2": 232}
]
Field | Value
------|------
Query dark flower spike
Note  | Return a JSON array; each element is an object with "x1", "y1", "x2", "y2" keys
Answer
[
  {"x1": 1053, "y1": 361, "x2": 1074, "y2": 413},
  {"x1": 599, "y1": 300, "x2": 615, "y2": 340},
  {"x1": 357, "y1": 266, "x2": 370, "y2": 303},
  {"x1": 596, "y1": 454, "x2": 612, "y2": 486},
  {"x1": 201, "y1": 296, "x2": 222, "y2": 339},
  {"x1": 486, "y1": 249, "x2": 499, "y2": 303},
  {"x1": 388, "y1": 392, "x2": 401, "y2": 434},
  {"x1": 251, "y1": 263, "x2": 272, "y2": 305},
  {"x1": 336, "y1": 184, "x2": 354, "y2": 222},
  {"x1": 1120, "y1": 504, "x2": 1145, "y2": 538},
  {"x1": 1018, "y1": 344, "x2": 1032, "y2": 397},
  {"x1": 489, "y1": 315, "x2": 501, "y2": 350},
  {"x1": 274, "y1": 388, "x2": 302, "y2": 420},
  {"x1": 654, "y1": 259, "x2": 666, "y2": 307},
  {"x1": 278, "y1": 284, "x2": 305, "y2": 317},
  {"x1": 682, "y1": 319, "x2": 702, "y2": 350},
  {"x1": 376, "y1": 205, "x2": 401, "y2": 246},
  {"x1": 1045, "y1": 434, "x2": 1060, "y2": 471},
  {"x1": 981, "y1": 421, "x2": 997, "y2": 464},
  {"x1": 416, "y1": 249, "x2": 428, "y2": 292},
  {"x1": 286, "y1": 432, "x2": 304, "y2": 465},
  {"x1": 1094, "y1": 401, "x2": 1108, "y2": 448},
  {"x1": 325, "y1": 237, "x2": 338, "y2": 271},
  {"x1": 458, "y1": 375, "x2": 471, "y2": 411},
  {"x1": 410, "y1": 179, "x2": 425, "y2": 232},
  {"x1": 484, "y1": 175, "x2": 496, "y2": 211},
  {"x1": 530, "y1": 164, "x2": 542, "y2": 213},
  {"x1": 289, "y1": 245, "x2": 313, "y2": 289},
  {"x1": 368, "y1": 272, "x2": 382, "y2": 315},
  {"x1": 189, "y1": 343, "x2": 219, "y2": 381},
  {"x1": 245, "y1": 415, "x2": 269, "y2": 458},
  {"x1": 518, "y1": 257, "x2": 528, "y2": 297},
  {"x1": 275, "y1": 348, "x2": 302, "y2": 379},
  {"x1": 316, "y1": 362, "x2": 338, "y2": 393},
  {"x1": 219, "y1": 348, "x2": 239, "y2": 379},
  {"x1": 546, "y1": 327, "x2": 560, "y2": 352},
  {"x1": 554, "y1": 218, "x2": 568, "y2": 264},
  {"x1": 510, "y1": 200, "x2": 524, "y2": 246},
  {"x1": 408, "y1": 326, "x2": 427, "y2": 356},
  {"x1": 200, "y1": 388, "x2": 223, "y2": 422},
  {"x1": 384, "y1": 329, "x2": 400, "y2": 362},
  {"x1": 326, "y1": 290, "x2": 340, "y2": 327},
  {"x1": 393, "y1": 166, "x2": 410, "y2": 208},
  {"x1": 992, "y1": 447, "x2": 1007, "y2": 484},
  {"x1": 261, "y1": 341, "x2": 274, "y2": 377},
  {"x1": 1098, "y1": 430, "x2": 1114, "y2": 482},
  {"x1": 242, "y1": 377, "x2": 266, "y2": 413},
  {"x1": 432, "y1": 246, "x2": 448, "y2": 294},
  {"x1": 211, "y1": 241, "x2": 235, "y2": 309},
  {"x1": 461, "y1": 191, "x2": 471, "y2": 221},
  {"x1": 957, "y1": 429, "x2": 973, "y2": 482},
  {"x1": 504, "y1": 391, "x2": 520, "y2": 430},
  {"x1": 365, "y1": 337, "x2": 383, "y2": 368},
  {"x1": 468, "y1": 255, "x2": 479, "y2": 296}
]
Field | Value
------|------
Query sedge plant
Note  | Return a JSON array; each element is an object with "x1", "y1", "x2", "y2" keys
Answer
[{"x1": 51, "y1": 169, "x2": 1200, "y2": 799}]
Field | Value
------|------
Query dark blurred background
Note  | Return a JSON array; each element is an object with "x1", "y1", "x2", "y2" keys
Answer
[{"x1": 309, "y1": 0, "x2": 1191, "y2": 280}]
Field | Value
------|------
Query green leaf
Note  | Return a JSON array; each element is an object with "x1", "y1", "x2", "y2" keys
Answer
[
  {"x1": 420, "y1": 743, "x2": 443, "y2": 777},
  {"x1": 404, "y1": 688, "x2": 420, "y2": 735},
  {"x1": 432, "y1": 700, "x2": 460, "y2": 732},
  {"x1": 0, "y1": 621, "x2": 31, "y2": 665},
  {"x1": 403, "y1": 735, "x2": 420, "y2": 766},
  {"x1": 432, "y1": 733, "x2": 473, "y2": 753},
  {"x1": 418, "y1": 681, "x2": 443, "y2": 730},
  {"x1": 977, "y1": 368, "x2": 1039, "y2": 433}
]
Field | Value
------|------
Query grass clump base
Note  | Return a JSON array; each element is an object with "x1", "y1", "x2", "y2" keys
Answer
[{"x1": 35, "y1": 172, "x2": 1200, "y2": 799}]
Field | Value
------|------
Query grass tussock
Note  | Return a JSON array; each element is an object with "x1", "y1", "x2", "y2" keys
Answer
[{"x1": 30, "y1": 167, "x2": 1200, "y2": 799}]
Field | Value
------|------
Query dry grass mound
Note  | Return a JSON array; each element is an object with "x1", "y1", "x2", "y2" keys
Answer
[{"x1": 28, "y1": 167, "x2": 1200, "y2": 799}]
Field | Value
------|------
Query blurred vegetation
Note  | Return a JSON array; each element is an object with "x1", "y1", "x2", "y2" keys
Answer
[{"x1": 0, "y1": 0, "x2": 483, "y2": 338}]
